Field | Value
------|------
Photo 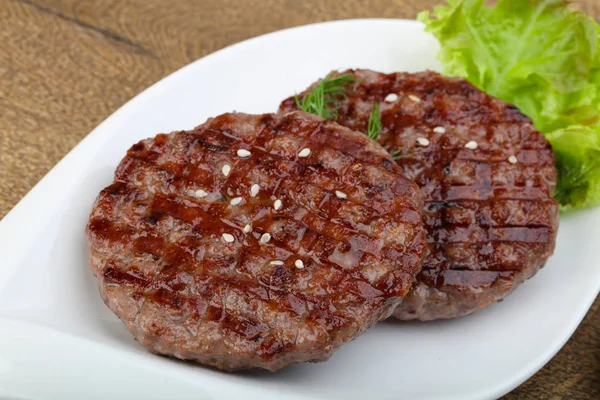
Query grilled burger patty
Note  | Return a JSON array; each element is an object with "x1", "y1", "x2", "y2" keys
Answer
[
  {"x1": 86, "y1": 110, "x2": 426, "y2": 370},
  {"x1": 280, "y1": 70, "x2": 559, "y2": 320}
]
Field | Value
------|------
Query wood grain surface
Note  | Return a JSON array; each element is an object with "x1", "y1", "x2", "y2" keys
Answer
[{"x1": 1, "y1": 0, "x2": 598, "y2": 397}]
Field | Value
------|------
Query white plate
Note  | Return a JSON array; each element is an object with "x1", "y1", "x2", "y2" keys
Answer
[{"x1": 0, "y1": 19, "x2": 598, "y2": 400}]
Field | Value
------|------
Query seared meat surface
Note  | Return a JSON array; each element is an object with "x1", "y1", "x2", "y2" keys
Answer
[
  {"x1": 87, "y1": 111, "x2": 426, "y2": 370},
  {"x1": 280, "y1": 70, "x2": 559, "y2": 320}
]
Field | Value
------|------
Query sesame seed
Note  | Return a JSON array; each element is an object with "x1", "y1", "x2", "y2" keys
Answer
[
  {"x1": 416, "y1": 137, "x2": 430, "y2": 147},
  {"x1": 335, "y1": 190, "x2": 347, "y2": 199},
  {"x1": 250, "y1": 184, "x2": 259, "y2": 197},
  {"x1": 433, "y1": 126, "x2": 446, "y2": 134},
  {"x1": 222, "y1": 233, "x2": 234, "y2": 243},
  {"x1": 465, "y1": 141, "x2": 478, "y2": 150},
  {"x1": 508, "y1": 155, "x2": 518, "y2": 164},
  {"x1": 295, "y1": 259, "x2": 305, "y2": 269},
  {"x1": 409, "y1": 95, "x2": 421, "y2": 103},
  {"x1": 384, "y1": 93, "x2": 398, "y2": 102},
  {"x1": 194, "y1": 189, "x2": 208, "y2": 198},
  {"x1": 270, "y1": 260, "x2": 284, "y2": 266},
  {"x1": 222, "y1": 164, "x2": 231, "y2": 176},
  {"x1": 237, "y1": 149, "x2": 251, "y2": 158},
  {"x1": 260, "y1": 233, "x2": 271, "y2": 244},
  {"x1": 243, "y1": 224, "x2": 252, "y2": 233},
  {"x1": 274, "y1": 199, "x2": 282, "y2": 210},
  {"x1": 352, "y1": 163, "x2": 362, "y2": 171},
  {"x1": 230, "y1": 197, "x2": 242, "y2": 205},
  {"x1": 298, "y1": 148, "x2": 311, "y2": 158}
]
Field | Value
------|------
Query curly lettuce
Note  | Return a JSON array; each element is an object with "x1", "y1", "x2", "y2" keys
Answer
[{"x1": 419, "y1": 0, "x2": 600, "y2": 209}]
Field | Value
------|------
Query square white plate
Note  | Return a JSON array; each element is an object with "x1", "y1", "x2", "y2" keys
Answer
[{"x1": 1, "y1": 19, "x2": 599, "y2": 400}]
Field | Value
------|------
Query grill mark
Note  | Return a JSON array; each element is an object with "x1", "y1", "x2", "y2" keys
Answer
[
  {"x1": 424, "y1": 238, "x2": 550, "y2": 258},
  {"x1": 104, "y1": 264, "x2": 151, "y2": 287},
  {"x1": 389, "y1": 148, "x2": 554, "y2": 163},
  {"x1": 422, "y1": 269, "x2": 516, "y2": 288},
  {"x1": 424, "y1": 199, "x2": 557, "y2": 205},
  {"x1": 426, "y1": 222, "x2": 557, "y2": 231},
  {"x1": 151, "y1": 193, "x2": 222, "y2": 230},
  {"x1": 437, "y1": 187, "x2": 551, "y2": 202},
  {"x1": 425, "y1": 195, "x2": 556, "y2": 203},
  {"x1": 430, "y1": 226, "x2": 552, "y2": 244},
  {"x1": 423, "y1": 199, "x2": 558, "y2": 229}
]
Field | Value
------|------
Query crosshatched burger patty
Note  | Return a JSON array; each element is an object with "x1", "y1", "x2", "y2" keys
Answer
[
  {"x1": 280, "y1": 70, "x2": 559, "y2": 321},
  {"x1": 86, "y1": 110, "x2": 426, "y2": 371}
]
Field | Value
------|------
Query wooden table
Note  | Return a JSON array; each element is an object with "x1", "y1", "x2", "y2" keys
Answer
[{"x1": 1, "y1": 0, "x2": 598, "y2": 397}]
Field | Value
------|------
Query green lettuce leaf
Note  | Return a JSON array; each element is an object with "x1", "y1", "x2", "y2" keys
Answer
[
  {"x1": 547, "y1": 126, "x2": 600, "y2": 209},
  {"x1": 419, "y1": 0, "x2": 600, "y2": 209}
]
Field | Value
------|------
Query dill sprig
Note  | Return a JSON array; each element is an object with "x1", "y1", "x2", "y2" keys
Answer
[
  {"x1": 295, "y1": 73, "x2": 356, "y2": 119},
  {"x1": 391, "y1": 149, "x2": 410, "y2": 160},
  {"x1": 367, "y1": 103, "x2": 381, "y2": 141}
]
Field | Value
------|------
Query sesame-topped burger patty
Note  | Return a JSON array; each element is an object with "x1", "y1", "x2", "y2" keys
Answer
[
  {"x1": 86, "y1": 110, "x2": 426, "y2": 371},
  {"x1": 280, "y1": 70, "x2": 559, "y2": 321}
]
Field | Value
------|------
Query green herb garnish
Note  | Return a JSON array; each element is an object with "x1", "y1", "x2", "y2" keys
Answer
[
  {"x1": 391, "y1": 149, "x2": 410, "y2": 160},
  {"x1": 367, "y1": 103, "x2": 382, "y2": 141},
  {"x1": 295, "y1": 73, "x2": 356, "y2": 119}
]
